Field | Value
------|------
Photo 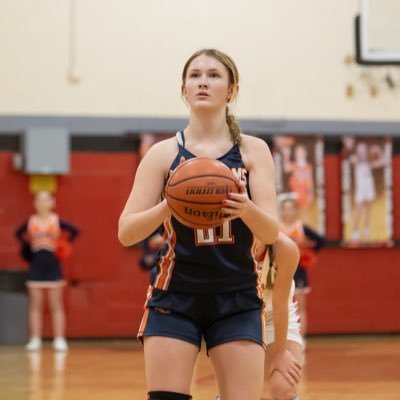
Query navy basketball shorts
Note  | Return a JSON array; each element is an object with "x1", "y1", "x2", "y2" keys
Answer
[{"x1": 138, "y1": 287, "x2": 267, "y2": 351}]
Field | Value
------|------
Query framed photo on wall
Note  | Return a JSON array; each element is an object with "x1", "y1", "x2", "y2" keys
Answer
[
  {"x1": 273, "y1": 136, "x2": 325, "y2": 234},
  {"x1": 341, "y1": 136, "x2": 393, "y2": 247}
]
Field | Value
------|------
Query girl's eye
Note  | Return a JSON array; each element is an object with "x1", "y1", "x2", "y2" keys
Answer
[
  {"x1": 210, "y1": 73, "x2": 219, "y2": 78},
  {"x1": 189, "y1": 73, "x2": 199, "y2": 78}
]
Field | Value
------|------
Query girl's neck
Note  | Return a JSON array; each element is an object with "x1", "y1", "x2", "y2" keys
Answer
[
  {"x1": 281, "y1": 218, "x2": 298, "y2": 226},
  {"x1": 185, "y1": 108, "x2": 231, "y2": 142},
  {"x1": 36, "y1": 211, "x2": 52, "y2": 219}
]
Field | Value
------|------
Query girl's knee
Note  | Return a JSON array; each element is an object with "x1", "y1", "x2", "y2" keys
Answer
[{"x1": 269, "y1": 371, "x2": 298, "y2": 400}]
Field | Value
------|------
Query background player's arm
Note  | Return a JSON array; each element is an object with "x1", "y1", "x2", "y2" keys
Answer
[
  {"x1": 229, "y1": 136, "x2": 279, "y2": 244},
  {"x1": 281, "y1": 145, "x2": 294, "y2": 174},
  {"x1": 303, "y1": 224, "x2": 325, "y2": 250},
  {"x1": 15, "y1": 222, "x2": 29, "y2": 245},
  {"x1": 59, "y1": 219, "x2": 80, "y2": 242},
  {"x1": 369, "y1": 144, "x2": 389, "y2": 169},
  {"x1": 272, "y1": 236, "x2": 299, "y2": 354},
  {"x1": 269, "y1": 234, "x2": 301, "y2": 385},
  {"x1": 118, "y1": 140, "x2": 174, "y2": 246}
]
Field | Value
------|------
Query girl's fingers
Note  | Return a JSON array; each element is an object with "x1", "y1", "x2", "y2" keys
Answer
[
  {"x1": 237, "y1": 180, "x2": 247, "y2": 194},
  {"x1": 222, "y1": 200, "x2": 243, "y2": 209},
  {"x1": 290, "y1": 368, "x2": 301, "y2": 382},
  {"x1": 220, "y1": 209, "x2": 241, "y2": 217},
  {"x1": 284, "y1": 373, "x2": 295, "y2": 386},
  {"x1": 294, "y1": 361, "x2": 302, "y2": 370},
  {"x1": 228, "y1": 193, "x2": 246, "y2": 202}
]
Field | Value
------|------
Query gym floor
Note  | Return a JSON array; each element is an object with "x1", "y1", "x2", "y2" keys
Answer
[{"x1": 1, "y1": 335, "x2": 400, "y2": 400}]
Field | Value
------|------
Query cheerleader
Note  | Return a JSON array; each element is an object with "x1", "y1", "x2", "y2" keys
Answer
[
  {"x1": 279, "y1": 197, "x2": 324, "y2": 338},
  {"x1": 16, "y1": 191, "x2": 79, "y2": 351}
]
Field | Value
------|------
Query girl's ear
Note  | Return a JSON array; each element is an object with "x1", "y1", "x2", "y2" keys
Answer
[{"x1": 228, "y1": 84, "x2": 238, "y2": 102}]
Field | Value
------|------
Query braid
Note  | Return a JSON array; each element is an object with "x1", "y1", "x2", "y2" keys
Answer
[
  {"x1": 226, "y1": 106, "x2": 242, "y2": 145},
  {"x1": 265, "y1": 244, "x2": 277, "y2": 290}
]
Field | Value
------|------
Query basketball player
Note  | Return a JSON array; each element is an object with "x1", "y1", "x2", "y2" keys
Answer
[
  {"x1": 16, "y1": 191, "x2": 79, "y2": 351},
  {"x1": 217, "y1": 234, "x2": 303, "y2": 400},
  {"x1": 119, "y1": 49, "x2": 300, "y2": 400},
  {"x1": 279, "y1": 197, "x2": 324, "y2": 338},
  {"x1": 262, "y1": 234, "x2": 303, "y2": 400}
]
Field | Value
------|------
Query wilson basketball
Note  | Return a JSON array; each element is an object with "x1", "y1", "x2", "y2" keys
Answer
[{"x1": 165, "y1": 158, "x2": 240, "y2": 228}]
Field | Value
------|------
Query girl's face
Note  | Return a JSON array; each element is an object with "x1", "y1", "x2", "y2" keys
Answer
[
  {"x1": 356, "y1": 142, "x2": 368, "y2": 161},
  {"x1": 294, "y1": 145, "x2": 307, "y2": 162},
  {"x1": 281, "y1": 200, "x2": 299, "y2": 222},
  {"x1": 34, "y1": 192, "x2": 54, "y2": 214},
  {"x1": 182, "y1": 54, "x2": 231, "y2": 112}
]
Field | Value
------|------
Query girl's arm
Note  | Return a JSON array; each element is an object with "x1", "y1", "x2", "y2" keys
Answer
[
  {"x1": 270, "y1": 234, "x2": 302, "y2": 384},
  {"x1": 221, "y1": 136, "x2": 279, "y2": 244},
  {"x1": 272, "y1": 237, "x2": 299, "y2": 353},
  {"x1": 59, "y1": 219, "x2": 80, "y2": 242},
  {"x1": 15, "y1": 222, "x2": 29, "y2": 245},
  {"x1": 281, "y1": 145, "x2": 293, "y2": 174},
  {"x1": 303, "y1": 224, "x2": 325, "y2": 251},
  {"x1": 118, "y1": 139, "x2": 175, "y2": 247}
]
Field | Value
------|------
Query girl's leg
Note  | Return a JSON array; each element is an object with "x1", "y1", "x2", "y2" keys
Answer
[
  {"x1": 144, "y1": 336, "x2": 198, "y2": 396},
  {"x1": 28, "y1": 287, "x2": 44, "y2": 339},
  {"x1": 265, "y1": 340, "x2": 303, "y2": 400},
  {"x1": 47, "y1": 286, "x2": 66, "y2": 339},
  {"x1": 295, "y1": 293, "x2": 307, "y2": 338},
  {"x1": 362, "y1": 201, "x2": 372, "y2": 237},
  {"x1": 209, "y1": 340, "x2": 265, "y2": 400},
  {"x1": 352, "y1": 202, "x2": 363, "y2": 240}
]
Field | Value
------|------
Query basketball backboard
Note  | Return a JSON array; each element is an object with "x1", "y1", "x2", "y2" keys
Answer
[{"x1": 355, "y1": 0, "x2": 400, "y2": 65}]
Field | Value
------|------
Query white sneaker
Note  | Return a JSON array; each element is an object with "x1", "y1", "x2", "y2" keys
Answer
[
  {"x1": 53, "y1": 337, "x2": 68, "y2": 352},
  {"x1": 25, "y1": 337, "x2": 42, "y2": 351}
]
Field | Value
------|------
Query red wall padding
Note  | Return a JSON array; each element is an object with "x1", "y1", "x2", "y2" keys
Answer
[{"x1": 1, "y1": 150, "x2": 399, "y2": 336}]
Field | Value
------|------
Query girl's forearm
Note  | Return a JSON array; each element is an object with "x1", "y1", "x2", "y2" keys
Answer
[
  {"x1": 272, "y1": 303, "x2": 289, "y2": 353},
  {"x1": 241, "y1": 201, "x2": 279, "y2": 244},
  {"x1": 118, "y1": 200, "x2": 170, "y2": 246}
]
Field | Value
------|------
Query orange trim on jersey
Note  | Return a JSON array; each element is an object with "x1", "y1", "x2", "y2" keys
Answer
[
  {"x1": 137, "y1": 309, "x2": 150, "y2": 342},
  {"x1": 143, "y1": 285, "x2": 154, "y2": 309},
  {"x1": 153, "y1": 216, "x2": 176, "y2": 291},
  {"x1": 137, "y1": 286, "x2": 154, "y2": 342},
  {"x1": 261, "y1": 304, "x2": 267, "y2": 349},
  {"x1": 251, "y1": 239, "x2": 264, "y2": 300},
  {"x1": 28, "y1": 214, "x2": 61, "y2": 252}
]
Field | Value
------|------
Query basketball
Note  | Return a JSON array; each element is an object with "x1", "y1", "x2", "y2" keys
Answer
[{"x1": 164, "y1": 158, "x2": 240, "y2": 228}]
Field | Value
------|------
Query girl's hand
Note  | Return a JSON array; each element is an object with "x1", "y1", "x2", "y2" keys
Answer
[
  {"x1": 269, "y1": 350, "x2": 302, "y2": 386},
  {"x1": 220, "y1": 181, "x2": 250, "y2": 221}
]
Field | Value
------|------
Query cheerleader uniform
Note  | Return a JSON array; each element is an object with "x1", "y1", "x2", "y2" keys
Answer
[
  {"x1": 16, "y1": 213, "x2": 79, "y2": 288},
  {"x1": 280, "y1": 220, "x2": 324, "y2": 293}
]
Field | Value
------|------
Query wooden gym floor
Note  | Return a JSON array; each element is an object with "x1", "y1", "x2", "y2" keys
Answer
[{"x1": 1, "y1": 335, "x2": 400, "y2": 400}]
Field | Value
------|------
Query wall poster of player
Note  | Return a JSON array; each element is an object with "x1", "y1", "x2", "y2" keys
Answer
[
  {"x1": 272, "y1": 136, "x2": 325, "y2": 234},
  {"x1": 341, "y1": 136, "x2": 393, "y2": 247}
]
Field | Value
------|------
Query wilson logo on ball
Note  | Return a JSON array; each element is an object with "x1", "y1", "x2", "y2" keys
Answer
[
  {"x1": 186, "y1": 186, "x2": 232, "y2": 195},
  {"x1": 184, "y1": 207, "x2": 226, "y2": 222}
]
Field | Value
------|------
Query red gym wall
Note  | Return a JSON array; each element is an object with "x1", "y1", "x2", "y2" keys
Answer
[{"x1": 1, "y1": 149, "x2": 400, "y2": 337}]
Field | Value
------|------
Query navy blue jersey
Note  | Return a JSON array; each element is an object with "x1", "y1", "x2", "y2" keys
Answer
[{"x1": 150, "y1": 131, "x2": 260, "y2": 294}]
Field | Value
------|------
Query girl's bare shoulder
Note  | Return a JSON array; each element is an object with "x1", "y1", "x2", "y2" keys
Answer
[
  {"x1": 240, "y1": 134, "x2": 272, "y2": 169},
  {"x1": 141, "y1": 136, "x2": 179, "y2": 169}
]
